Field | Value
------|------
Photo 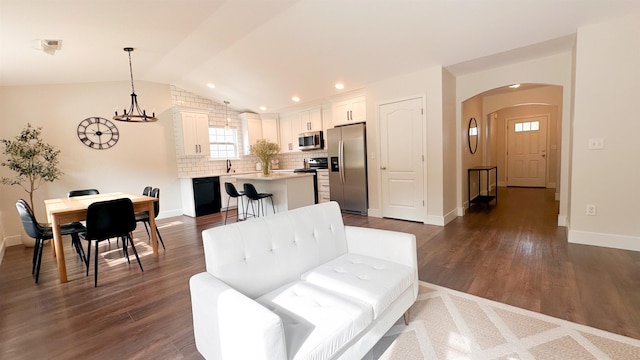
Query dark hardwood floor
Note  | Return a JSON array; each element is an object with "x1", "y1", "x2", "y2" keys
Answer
[{"x1": 1, "y1": 187, "x2": 639, "y2": 359}]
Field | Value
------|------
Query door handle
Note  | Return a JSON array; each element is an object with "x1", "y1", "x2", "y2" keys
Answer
[
  {"x1": 380, "y1": 166, "x2": 387, "y2": 170},
  {"x1": 541, "y1": 154, "x2": 546, "y2": 158}
]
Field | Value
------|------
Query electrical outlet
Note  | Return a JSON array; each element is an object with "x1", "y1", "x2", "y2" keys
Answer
[
  {"x1": 585, "y1": 204, "x2": 597, "y2": 216},
  {"x1": 588, "y1": 138, "x2": 605, "y2": 150}
]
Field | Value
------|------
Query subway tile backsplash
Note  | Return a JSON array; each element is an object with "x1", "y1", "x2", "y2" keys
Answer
[{"x1": 172, "y1": 86, "x2": 327, "y2": 177}]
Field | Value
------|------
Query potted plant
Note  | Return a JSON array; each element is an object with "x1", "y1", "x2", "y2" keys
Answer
[
  {"x1": 1, "y1": 123, "x2": 62, "y2": 216},
  {"x1": 250, "y1": 139, "x2": 280, "y2": 175}
]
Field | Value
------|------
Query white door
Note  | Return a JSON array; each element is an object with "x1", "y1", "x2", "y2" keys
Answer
[
  {"x1": 379, "y1": 97, "x2": 424, "y2": 222},
  {"x1": 507, "y1": 117, "x2": 547, "y2": 187}
]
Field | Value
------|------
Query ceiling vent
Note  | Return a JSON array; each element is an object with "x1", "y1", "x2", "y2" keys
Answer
[{"x1": 40, "y1": 39, "x2": 62, "y2": 55}]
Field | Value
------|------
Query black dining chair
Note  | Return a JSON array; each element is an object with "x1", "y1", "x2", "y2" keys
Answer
[
  {"x1": 67, "y1": 189, "x2": 100, "y2": 197},
  {"x1": 80, "y1": 198, "x2": 143, "y2": 287},
  {"x1": 67, "y1": 188, "x2": 100, "y2": 259},
  {"x1": 16, "y1": 199, "x2": 86, "y2": 284},
  {"x1": 223, "y1": 182, "x2": 246, "y2": 224},
  {"x1": 135, "y1": 187, "x2": 165, "y2": 249},
  {"x1": 243, "y1": 183, "x2": 275, "y2": 217},
  {"x1": 142, "y1": 185, "x2": 152, "y2": 197}
]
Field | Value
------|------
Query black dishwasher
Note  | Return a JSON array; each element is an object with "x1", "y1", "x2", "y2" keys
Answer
[{"x1": 192, "y1": 177, "x2": 221, "y2": 216}]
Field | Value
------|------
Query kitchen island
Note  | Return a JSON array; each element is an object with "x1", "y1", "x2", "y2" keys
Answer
[{"x1": 234, "y1": 172, "x2": 314, "y2": 216}]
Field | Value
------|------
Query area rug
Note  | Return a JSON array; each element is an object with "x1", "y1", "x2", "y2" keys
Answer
[{"x1": 366, "y1": 281, "x2": 640, "y2": 360}]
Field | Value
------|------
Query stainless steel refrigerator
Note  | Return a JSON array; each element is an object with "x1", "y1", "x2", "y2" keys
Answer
[{"x1": 328, "y1": 123, "x2": 368, "y2": 215}]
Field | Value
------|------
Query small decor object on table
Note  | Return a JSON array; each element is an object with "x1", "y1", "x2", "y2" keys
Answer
[{"x1": 250, "y1": 139, "x2": 280, "y2": 175}]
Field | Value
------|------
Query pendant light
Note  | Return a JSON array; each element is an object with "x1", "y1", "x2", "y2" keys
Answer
[
  {"x1": 224, "y1": 101, "x2": 230, "y2": 129},
  {"x1": 113, "y1": 47, "x2": 158, "y2": 122}
]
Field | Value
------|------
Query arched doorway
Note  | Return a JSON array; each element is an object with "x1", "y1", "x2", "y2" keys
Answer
[{"x1": 461, "y1": 84, "x2": 563, "y2": 225}]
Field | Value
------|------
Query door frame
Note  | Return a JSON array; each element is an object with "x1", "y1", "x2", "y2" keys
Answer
[
  {"x1": 376, "y1": 93, "x2": 427, "y2": 222},
  {"x1": 504, "y1": 113, "x2": 550, "y2": 188}
]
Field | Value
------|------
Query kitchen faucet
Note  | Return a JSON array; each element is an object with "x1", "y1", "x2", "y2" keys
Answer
[{"x1": 226, "y1": 159, "x2": 232, "y2": 173}]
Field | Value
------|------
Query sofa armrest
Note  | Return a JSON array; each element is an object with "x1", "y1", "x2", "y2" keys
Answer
[
  {"x1": 345, "y1": 226, "x2": 417, "y2": 269},
  {"x1": 345, "y1": 226, "x2": 418, "y2": 294},
  {"x1": 189, "y1": 272, "x2": 287, "y2": 360}
]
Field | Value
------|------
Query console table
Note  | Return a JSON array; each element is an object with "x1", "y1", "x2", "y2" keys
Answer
[{"x1": 467, "y1": 166, "x2": 498, "y2": 209}]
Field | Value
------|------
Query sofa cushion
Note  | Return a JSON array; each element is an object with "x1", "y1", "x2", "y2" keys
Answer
[
  {"x1": 256, "y1": 281, "x2": 372, "y2": 360},
  {"x1": 301, "y1": 253, "x2": 414, "y2": 319},
  {"x1": 202, "y1": 201, "x2": 348, "y2": 298}
]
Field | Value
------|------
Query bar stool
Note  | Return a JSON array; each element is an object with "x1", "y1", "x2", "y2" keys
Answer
[
  {"x1": 243, "y1": 183, "x2": 275, "y2": 217},
  {"x1": 224, "y1": 183, "x2": 246, "y2": 224}
]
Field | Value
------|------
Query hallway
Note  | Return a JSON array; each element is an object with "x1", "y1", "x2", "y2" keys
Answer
[{"x1": 345, "y1": 187, "x2": 640, "y2": 340}]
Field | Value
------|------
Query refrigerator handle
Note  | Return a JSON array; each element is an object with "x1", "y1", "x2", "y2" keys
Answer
[{"x1": 339, "y1": 140, "x2": 345, "y2": 184}]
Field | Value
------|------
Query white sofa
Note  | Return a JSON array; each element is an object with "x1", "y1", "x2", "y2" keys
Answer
[{"x1": 189, "y1": 201, "x2": 418, "y2": 360}]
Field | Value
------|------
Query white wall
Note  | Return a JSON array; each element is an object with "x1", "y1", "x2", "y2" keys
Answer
[
  {"x1": 569, "y1": 12, "x2": 640, "y2": 250},
  {"x1": 365, "y1": 65, "x2": 457, "y2": 225},
  {"x1": 455, "y1": 51, "x2": 574, "y2": 225},
  {"x1": 0, "y1": 81, "x2": 181, "y2": 247}
]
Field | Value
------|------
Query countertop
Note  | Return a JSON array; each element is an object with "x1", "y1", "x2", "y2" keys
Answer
[
  {"x1": 178, "y1": 170, "x2": 301, "y2": 179},
  {"x1": 234, "y1": 172, "x2": 313, "y2": 181}
]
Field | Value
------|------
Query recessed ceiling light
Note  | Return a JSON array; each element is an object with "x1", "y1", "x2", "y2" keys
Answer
[
  {"x1": 292, "y1": 96, "x2": 300, "y2": 102},
  {"x1": 207, "y1": 83, "x2": 216, "y2": 89},
  {"x1": 509, "y1": 84, "x2": 521, "y2": 88},
  {"x1": 335, "y1": 83, "x2": 344, "y2": 90},
  {"x1": 259, "y1": 106, "x2": 267, "y2": 111}
]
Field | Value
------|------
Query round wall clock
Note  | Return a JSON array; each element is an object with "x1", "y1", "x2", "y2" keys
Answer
[{"x1": 77, "y1": 117, "x2": 119, "y2": 150}]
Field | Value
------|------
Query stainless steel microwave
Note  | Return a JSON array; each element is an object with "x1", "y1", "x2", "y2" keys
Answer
[{"x1": 298, "y1": 131, "x2": 323, "y2": 151}]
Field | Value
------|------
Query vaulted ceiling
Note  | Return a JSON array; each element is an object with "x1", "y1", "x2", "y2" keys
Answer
[{"x1": 2, "y1": 0, "x2": 639, "y2": 113}]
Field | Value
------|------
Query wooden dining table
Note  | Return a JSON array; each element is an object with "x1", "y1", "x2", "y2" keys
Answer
[{"x1": 44, "y1": 192, "x2": 159, "y2": 283}]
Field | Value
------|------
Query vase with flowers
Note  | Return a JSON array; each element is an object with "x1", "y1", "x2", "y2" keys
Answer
[{"x1": 251, "y1": 139, "x2": 280, "y2": 175}]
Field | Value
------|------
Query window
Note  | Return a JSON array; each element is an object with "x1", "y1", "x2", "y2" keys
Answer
[
  {"x1": 514, "y1": 121, "x2": 540, "y2": 132},
  {"x1": 209, "y1": 127, "x2": 238, "y2": 159}
]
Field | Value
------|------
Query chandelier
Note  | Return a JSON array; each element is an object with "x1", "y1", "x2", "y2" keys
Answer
[{"x1": 113, "y1": 47, "x2": 157, "y2": 122}]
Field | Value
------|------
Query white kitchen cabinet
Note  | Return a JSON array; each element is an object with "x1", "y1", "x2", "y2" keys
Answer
[
  {"x1": 316, "y1": 169, "x2": 330, "y2": 203},
  {"x1": 332, "y1": 96, "x2": 366, "y2": 126},
  {"x1": 240, "y1": 112, "x2": 263, "y2": 155},
  {"x1": 299, "y1": 107, "x2": 322, "y2": 132},
  {"x1": 278, "y1": 112, "x2": 298, "y2": 153},
  {"x1": 261, "y1": 114, "x2": 279, "y2": 145},
  {"x1": 180, "y1": 112, "x2": 210, "y2": 156},
  {"x1": 278, "y1": 106, "x2": 323, "y2": 152}
]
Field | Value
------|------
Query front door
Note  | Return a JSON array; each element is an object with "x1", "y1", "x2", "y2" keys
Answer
[
  {"x1": 379, "y1": 97, "x2": 424, "y2": 222},
  {"x1": 507, "y1": 116, "x2": 548, "y2": 187}
]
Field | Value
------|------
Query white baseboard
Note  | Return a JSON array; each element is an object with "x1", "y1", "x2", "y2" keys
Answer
[
  {"x1": 157, "y1": 209, "x2": 186, "y2": 219},
  {"x1": 568, "y1": 230, "x2": 640, "y2": 252},
  {"x1": 6, "y1": 234, "x2": 22, "y2": 247},
  {"x1": 367, "y1": 208, "x2": 382, "y2": 218},
  {"x1": 443, "y1": 208, "x2": 458, "y2": 225},
  {"x1": 424, "y1": 215, "x2": 445, "y2": 226},
  {"x1": 557, "y1": 215, "x2": 568, "y2": 227}
]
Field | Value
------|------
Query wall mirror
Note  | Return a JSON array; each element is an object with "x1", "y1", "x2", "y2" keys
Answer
[{"x1": 468, "y1": 117, "x2": 478, "y2": 154}]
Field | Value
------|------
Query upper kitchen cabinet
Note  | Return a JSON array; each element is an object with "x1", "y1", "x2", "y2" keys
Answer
[
  {"x1": 299, "y1": 107, "x2": 323, "y2": 132},
  {"x1": 241, "y1": 112, "x2": 279, "y2": 155},
  {"x1": 260, "y1": 114, "x2": 279, "y2": 145},
  {"x1": 179, "y1": 112, "x2": 210, "y2": 156},
  {"x1": 278, "y1": 106, "x2": 324, "y2": 152},
  {"x1": 332, "y1": 96, "x2": 366, "y2": 126},
  {"x1": 240, "y1": 112, "x2": 263, "y2": 155},
  {"x1": 278, "y1": 112, "x2": 299, "y2": 153}
]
